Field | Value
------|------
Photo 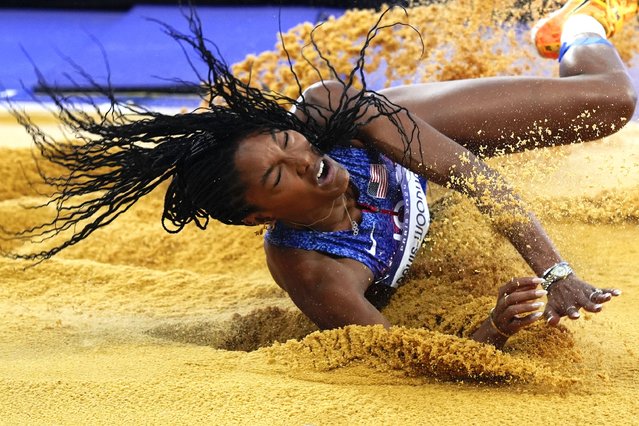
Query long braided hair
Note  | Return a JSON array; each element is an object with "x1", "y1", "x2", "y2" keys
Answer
[{"x1": 4, "y1": 6, "x2": 420, "y2": 262}]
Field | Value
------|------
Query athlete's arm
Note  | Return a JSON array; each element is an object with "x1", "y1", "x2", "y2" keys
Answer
[
  {"x1": 302, "y1": 80, "x2": 613, "y2": 325},
  {"x1": 301, "y1": 81, "x2": 562, "y2": 272},
  {"x1": 264, "y1": 241, "x2": 390, "y2": 330}
]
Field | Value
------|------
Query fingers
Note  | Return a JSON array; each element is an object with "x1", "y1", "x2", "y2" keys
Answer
[
  {"x1": 545, "y1": 309, "x2": 561, "y2": 326},
  {"x1": 572, "y1": 291, "x2": 597, "y2": 317},
  {"x1": 497, "y1": 278, "x2": 622, "y2": 332},
  {"x1": 546, "y1": 293, "x2": 586, "y2": 322},
  {"x1": 583, "y1": 287, "x2": 622, "y2": 311},
  {"x1": 590, "y1": 291, "x2": 611, "y2": 304},
  {"x1": 507, "y1": 300, "x2": 545, "y2": 317},
  {"x1": 590, "y1": 288, "x2": 621, "y2": 304},
  {"x1": 499, "y1": 277, "x2": 542, "y2": 298},
  {"x1": 499, "y1": 281, "x2": 546, "y2": 318},
  {"x1": 494, "y1": 278, "x2": 546, "y2": 334},
  {"x1": 511, "y1": 311, "x2": 544, "y2": 328},
  {"x1": 503, "y1": 288, "x2": 547, "y2": 306},
  {"x1": 582, "y1": 292, "x2": 603, "y2": 313},
  {"x1": 545, "y1": 284, "x2": 623, "y2": 325},
  {"x1": 565, "y1": 305, "x2": 581, "y2": 319}
]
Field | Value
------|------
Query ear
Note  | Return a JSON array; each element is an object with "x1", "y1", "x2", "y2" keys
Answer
[{"x1": 242, "y1": 212, "x2": 273, "y2": 226}]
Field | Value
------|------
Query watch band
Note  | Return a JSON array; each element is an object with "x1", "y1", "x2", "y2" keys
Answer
[{"x1": 540, "y1": 261, "x2": 573, "y2": 291}]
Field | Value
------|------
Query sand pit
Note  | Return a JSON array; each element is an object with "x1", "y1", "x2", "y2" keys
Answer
[
  {"x1": 1, "y1": 1, "x2": 639, "y2": 424},
  {"x1": 1, "y1": 126, "x2": 638, "y2": 424}
]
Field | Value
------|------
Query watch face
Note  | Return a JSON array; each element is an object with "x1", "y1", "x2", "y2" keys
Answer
[{"x1": 554, "y1": 265, "x2": 570, "y2": 277}]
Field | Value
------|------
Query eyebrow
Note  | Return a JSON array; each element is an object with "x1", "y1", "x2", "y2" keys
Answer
[{"x1": 259, "y1": 131, "x2": 279, "y2": 187}]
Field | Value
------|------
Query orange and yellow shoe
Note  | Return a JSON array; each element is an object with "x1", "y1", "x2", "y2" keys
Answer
[{"x1": 532, "y1": 0, "x2": 638, "y2": 59}]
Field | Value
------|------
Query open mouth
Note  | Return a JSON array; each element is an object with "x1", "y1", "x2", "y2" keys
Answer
[{"x1": 316, "y1": 158, "x2": 330, "y2": 183}]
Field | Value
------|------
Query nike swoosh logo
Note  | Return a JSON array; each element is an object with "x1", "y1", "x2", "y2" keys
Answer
[{"x1": 366, "y1": 222, "x2": 377, "y2": 256}]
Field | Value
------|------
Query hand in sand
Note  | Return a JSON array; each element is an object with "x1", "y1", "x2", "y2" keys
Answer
[
  {"x1": 544, "y1": 276, "x2": 621, "y2": 326},
  {"x1": 490, "y1": 277, "x2": 546, "y2": 336},
  {"x1": 471, "y1": 277, "x2": 545, "y2": 348}
]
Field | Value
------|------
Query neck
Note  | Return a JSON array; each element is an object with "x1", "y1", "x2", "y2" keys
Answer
[{"x1": 286, "y1": 190, "x2": 360, "y2": 233}]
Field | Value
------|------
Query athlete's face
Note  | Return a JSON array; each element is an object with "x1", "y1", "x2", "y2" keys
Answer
[{"x1": 234, "y1": 130, "x2": 350, "y2": 225}]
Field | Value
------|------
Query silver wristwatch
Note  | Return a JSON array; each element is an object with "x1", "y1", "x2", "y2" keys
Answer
[{"x1": 540, "y1": 261, "x2": 574, "y2": 291}]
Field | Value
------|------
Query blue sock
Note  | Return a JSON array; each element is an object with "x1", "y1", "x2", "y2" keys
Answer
[{"x1": 558, "y1": 36, "x2": 613, "y2": 62}]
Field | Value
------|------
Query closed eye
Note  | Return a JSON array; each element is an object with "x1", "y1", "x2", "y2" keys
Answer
[
  {"x1": 274, "y1": 167, "x2": 282, "y2": 187},
  {"x1": 262, "y1": 131, "x2": 285, "y2": 188},
  {"x1": 272, "y1": 133, "x2": 287, "y2": 187}
]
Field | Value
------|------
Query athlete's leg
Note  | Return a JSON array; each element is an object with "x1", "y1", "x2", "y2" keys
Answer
[
  {"x1": 379, "y1": 1, "x2": 638, "y2": 157},
  {"x1": 380, "y1": 46, "x2": 635, "y2": 156}
]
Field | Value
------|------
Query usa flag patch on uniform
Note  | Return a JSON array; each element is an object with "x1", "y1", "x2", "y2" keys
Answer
[{"x1": 367, "y1": 164, "x2": 388, "y2": 198}]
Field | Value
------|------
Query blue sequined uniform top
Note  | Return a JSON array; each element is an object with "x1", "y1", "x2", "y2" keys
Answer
[{"x1": 265, "y1": 146, "x2": 426, "y2": 285}]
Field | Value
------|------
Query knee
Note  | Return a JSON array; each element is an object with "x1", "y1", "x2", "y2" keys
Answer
[
  {"x1": 608, "y1": 71, "x2": 637, "y2": 124},
  {"x1": 303, "y1": 80, "x2": 356, "y2": 110},
  {"x1": 624, "y1": 82, "x2": 638, "y2": 121}
]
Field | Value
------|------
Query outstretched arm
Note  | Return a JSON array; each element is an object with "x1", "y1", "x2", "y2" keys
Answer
[
  {"x1": 266, "y1": 238, "x2": 552, "y2": 349},
  {"x1": 303, "y1": 81, "x2": 619, "y2": 326},
  {"x1": 266, "y1": 242, "x2": 542, "y2": 348}
]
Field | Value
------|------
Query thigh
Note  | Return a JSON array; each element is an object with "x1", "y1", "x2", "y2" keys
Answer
[
  {"x1": 379, "y1": 77, "x2": 568, "y2": 155},
  {"x1": 378, "y1": 45, "x2": 635, "y2": 156}
]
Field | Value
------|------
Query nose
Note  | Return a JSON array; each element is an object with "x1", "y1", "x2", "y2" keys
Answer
[
  {"x1": 283, "y1": 148, "x2": 311, "y2": 176},
  {"x1": 294, "y1": 153, "x2": 311, "y2": 176}
]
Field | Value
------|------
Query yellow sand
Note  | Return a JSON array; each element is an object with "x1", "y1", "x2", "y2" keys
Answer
[{"x1": 1, "y1": 1, "x2": 639, "y2": 424}]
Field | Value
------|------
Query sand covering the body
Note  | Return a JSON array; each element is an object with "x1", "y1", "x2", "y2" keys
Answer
[{"x1": 1, "y1": 0, "x2": 639, "y2": 423}]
